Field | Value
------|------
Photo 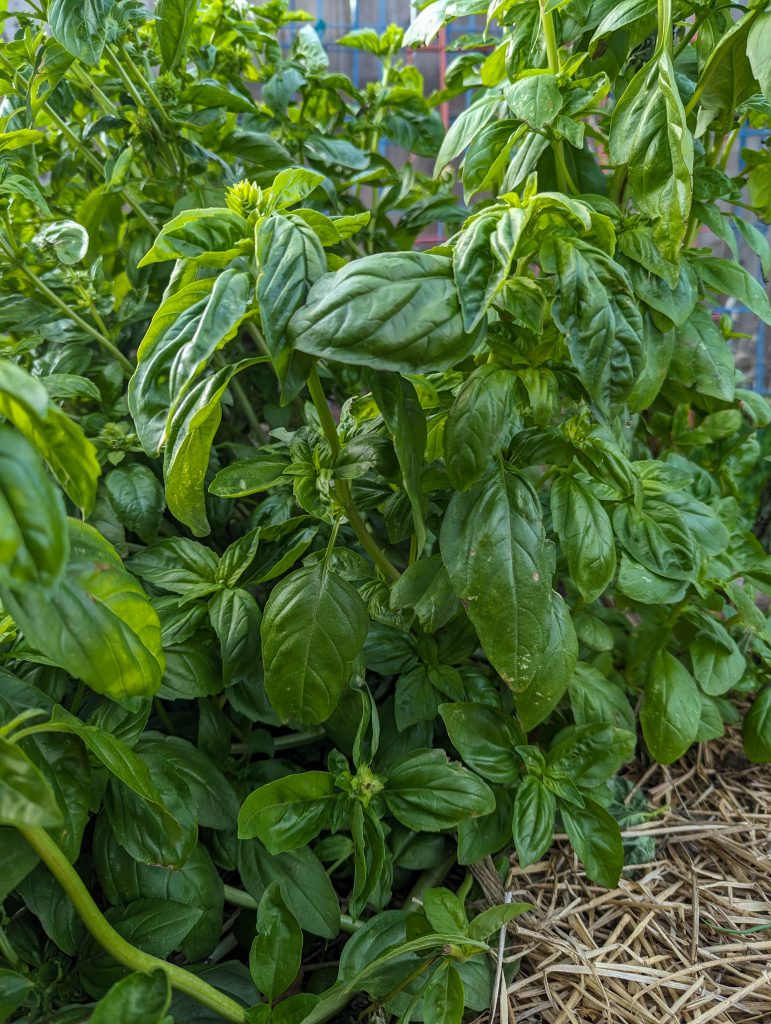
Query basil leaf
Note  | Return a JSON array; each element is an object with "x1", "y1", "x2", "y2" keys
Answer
[
  {"x1": 0, "y1": 427, "x2": 68, "y2": 591},
  {"x1": 512, "y1": 776, "x2": 555, "y2": 868},
  {"x1": 742, "y1": 687, "x2": 771, "y2": 764},
  {"x1": 641, "y1": 651, "x2": 701, "y2": 764},
  {"x1": 551, "y1": 475, "x2": 615, "y2": 602},
  {"x1": 156, "y1": 0, "x2": 196, "y2": 70},
  {"x1": 439, "y1": 702, "x2": 523, "y2": 784},
  {"x1": 288, "y1": 253, "x2": 480, "y2": 372},
  {"x1": 514, "y1": 593, "x2": 578, "y2": 731},
  {"x1": 249, "y1": 882, "x2": 302, "y2": 1001},
  {"x1": 384, "y1": 749, "x2": 495, "y2": 831},
  {"x1": 422, "y1": 964, "x2": 464, "y2": 1024},
  {"x1": 1, "y1": 521, "x2": 164, "y2": 700},
  {"x1": 48, "y1": 0, "x2": 114, "y2": 64},
  {"x1": 543, "y1": 239, "x2": 644, "y2": 413},
  {"x1": 139, "y1": 209, "x2": 248, "y2": 266},
  {"x1": 443, "y1": 366, "x2": 517, "y2": 490},
  {"x1": 609, "y1": 52, "x2": 693, "y2": 262},
  {"x1": 561, "y1": 797, "x2": 623, "y2": 888},
  {"x1": 91, "y1": 970, "x2": 170, "y2": 1024},
  {"x1": 0, "y1": 737, "x2": 63, "y2": 828},
  {"x1": 238, "y1": 772, "x2": 336, "y2": 853},
  {"x1": 441, "y1": 464, "x2": 552, "y2": 691},
  {"x1": 261, "y1": 562, "x2": 369, "y2": 724}
]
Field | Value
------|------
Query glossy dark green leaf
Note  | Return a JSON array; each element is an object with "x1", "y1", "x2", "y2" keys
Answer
[
  {"x1": 696, "y1": 258, "x2": 771, "y2": 326},
  {"x1": 543, "y1": 239, "x2": 644, "y2": 413},
  {"x1": 743, "y1": 688, "x2": 771, "y2": 763},
  {"x1": 512, "y1": 776, "x2": 555, "y2": 868},
  {"x1": 641, "y1": 651, "x2": 701, "y2": 764},
  {"x1": 466, "y1": 900, "x2": 532, "y2": 942},
  {"x1": 0, "y1": 737, "x2": 63, "y2": 827},
  {"x1": 422, "y1": 964, "x2": 464, "y2": 1024},
  {"x1": 441, "y1": 464, "x2": 552, "y2": 691},
  {"x1": 163, "y1": 357, "x2": 264, "y2": 536},
  {"x1": 238, "y1": 841, "x2": 340, "y2": 939},
  {"x1": 514, "y1": 593, "x2": 578, "y2": 731},
  {"x1": 249, "y1": 883, "x2": 302, "y2": 1001},
  {"x1": 0, "y1": 970, "x2": 32, "y2": 1022},
  {"x1": 0, "y1": 427, "x2": 68, "y2": 590},
  {"x1": 612, "y1": 501, "x2": 697, "y2": 582},
  {"x1": 105, "y1": 464, "x2": 165, "y2": 544},
  {"x1": 384, "y1": 748, "x2": 495, "y2": 831},
  {"x1": 389, "y1": 557, "x2": 457, "y2": 633},
  {"x1": 443, "y1": 365, "x2": 516, "y2": 490},
  {"x1": 261, "y1": 561, "x2": 369, "y2": 724},
  {"x1": 128, "y1": 277, "x2": 216, "y2": 455},
  {"x1": 91, "y1": 970, "x2": 170, "y2": 1024},
  {"x1": 0, "y1": 360, "x2": 100, "y2": 515},
  {"x1": 238, "y1": 772, "x2": 336, "y2": 853},
  {"x1": 256, "y1": 213, "x2": 326, "y2": 359},
  {"x1": 561, "y1": 797, "x2": 623, "y2": 888},
  {"x1": 1, "y1": 521, "x2": 164, "y2": 700},
  {"x1": 367, "y1": 372, "x2": 426, "y2": 552},
  {"x1": 609, "y1": 52, "x2": 693, "y2": 262},
  {"x1": 551, "y1": 475, "x2": 615, "y2": 602},
  {"x1": 439, "y1": 702, "x2": 523, "y2": 784},
  {"x1": 288, "y1": 253, "x2": 480, "y2": 372}
]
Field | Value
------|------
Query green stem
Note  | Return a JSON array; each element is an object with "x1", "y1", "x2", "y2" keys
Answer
[
  {"x1": 307, "y1": 366, "x2": 400, "y2": 582},
  {"x1": 657, "y1": 0, "x2": 673, "y2": 54},
  {"x1": 222, "y1": 885, "x2": 361, "y2": 933},
  {"x1": 404, "y1": 853, "x2": 457, "y2": 909},
  {"x1": 18, "y1": 827, "x2": 248, "y2": 1024},
  {"x1": 538, "y1": 1, "x2": 571, "y2": 195},
  {"x1": 0, "y1": 237, "x2": 134, "y2": 375}
]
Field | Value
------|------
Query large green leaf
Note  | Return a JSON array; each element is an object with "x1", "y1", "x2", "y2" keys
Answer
[
  {"x1": 439, "y1": 702, "x2": 523, "y2": 784},
  {"x1": 551, "y1": 475, "x2": 615, "y2": 602},
  {"x1": 129, "y1": 270, "x2": 253, "y2": 465},
  {"x1": 238, "y1": 772, "x2": 336, "y2": 853},
  {"x1": 256, "y1": 212, "x2": 326, "y2": 358},
  {"x1": 512, "y1": 775, "x2": 555, "y2": 867},
  {"x1": 163, "y1": 357, "x2": 264, "y2": 536},
  {"x1": 0, "y1": 427, "x2": 68, "y2": 591},
  {"x1": 743, "y1": 687, "x2": 771, "y2": 763},
  {"x1": 384, "y1": 749, "x2": 495, "y2": 831},
  {"x1": 48, "y1": 0, "x2": 115, "y2": 64},
  {"x1": 155, "y1": 0, "x2": 197, "y2": 69},
  {"x1": 514, "y1": 593, "x2": 578, "y2": 730},
  {"x1": 561, "y1": 797, "x2": 623, "y2": 888},
  {"x1": 0, "y1": 360, "x2": 100, "y2": 515},
  {"x1": 288, "y1": 253, "x2": 480, "y2": 372},
  {"x1": 91, "y1": 970, "x2": 171, "y2": 1024},
  {"x1": 543, "y1": 240, "x2": 644, "y2": 413},
  {"x1": 609, "y1": 52, "x2": 693, "y2": 262},
  {"x1": 261, "y1": 561, "x2": 369, "y2": 724},
  {"x1": 641, "y1": 650, "x2": 701, "y2": 764},
  {"x1": 440, "y1": 464, "x2": 552, "y2": 691},
  {"x1": 0, "y1": 737, "x2": 63, "y2": 828},
  {"x1": 138, "y1": 209, "x2": 248, "y2": 266},
  {"x1": 367, "y1": 372, "x2": 427, "y2": 553},
  {"x1": 443, "y1": 365, "x2": 517, "y2": 490},
  {"x1": 249, "y1": 883, "x2": 303, "y2": 1001},
  {"x1": 1, "y1": 521, "x2": 164, "y2": 700}
]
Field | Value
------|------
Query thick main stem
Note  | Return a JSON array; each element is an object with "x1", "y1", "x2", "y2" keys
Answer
[{"x1": 18, "y1": 826, "x2": 248, "y2": 1023}]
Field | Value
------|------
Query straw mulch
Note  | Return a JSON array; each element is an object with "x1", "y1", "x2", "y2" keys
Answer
[{"x1": 471, "y1": 734, "x2": 771, "y2": 1024}]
